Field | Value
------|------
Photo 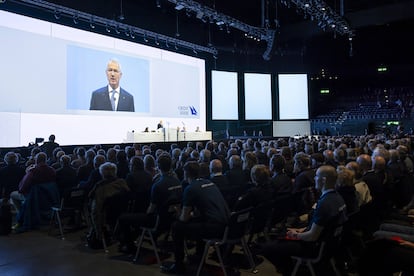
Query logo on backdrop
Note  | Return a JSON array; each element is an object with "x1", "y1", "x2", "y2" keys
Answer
[{"x1": 178, "y1": 105, "x2": 198, "y2": 116}]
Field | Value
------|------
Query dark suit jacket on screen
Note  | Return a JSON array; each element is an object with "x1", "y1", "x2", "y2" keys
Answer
[{"x1": 89, "y1": 87, "x2": 135, "y2": 112}]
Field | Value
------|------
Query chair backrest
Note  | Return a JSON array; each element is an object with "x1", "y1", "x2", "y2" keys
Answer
[
  {"x1": 65, "y1": 188, "x2": 87, "y2": 209},
  {"x1": 103, "y1": 191, "x2": 130, "y2": 227},
  {"x1": 225, "y1": 207, "x2": 253, "y2": 241},
  {"x1": 318, "y1": 218, "x2": 345, "y2": 259},
  {"x1": 272, "y1": 193, "x2": 294, "y2": 224},
  {"x1": 249, "y1": 200, "x2": 274, "y2": 234}
]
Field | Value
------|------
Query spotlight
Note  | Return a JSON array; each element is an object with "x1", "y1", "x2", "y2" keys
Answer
[
  {"x1": 130, "y1": 30, "x2": 135, "y2": 39},
  {"x1": 156, "y1": 0, "x2": 161, "y2": 8},
  {"x1": 192, "y1": 48, "x2": 197, "y2": 55},
  {"x1": 72, "y1": 14, "x2": 79, "y2": 24},
  {"x1": 115, "y1": 25, "x2": 120, "y2": 34},
  {"x1": 175, "y1": 4, "x2": 185, "y2": 10},
  {"x1": 143, "y1": 33, "x2": 149, "y2": 42},
  {"x1": 165, "y1": 39, "x2": 170, "y2": 48},
  {"x1": 155, "y1": 36, "x2": 160, "y2": 45},
  {"x1": 89, "y1": 17, "x2": 95, "y2": 29},
  {"x1": 54, "y1": 9, "x2": 61, "y2": 20},
  {"x1": 105, "y1": 24, "x2": 111, "y2": 33},
  {"x1": 174, "y1": 42, "x2": 178, "y2": 50}
]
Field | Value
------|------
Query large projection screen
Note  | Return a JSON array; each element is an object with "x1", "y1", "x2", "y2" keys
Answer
[
  {"x1": 278, "y1": 74, "x2": 309, "y2": 120},
  {"x1": 273, "y1": 121, "x2": 311, "y2": 137},
  {"x1": 0, "y1": 10, "x2": 206, "y2": 147},
  {"x1": 211, "y1": 70, "x2": 238, "y2": 120},
  {"x1": 244, "y1": 73, "x2": 272, "y2": 120}
]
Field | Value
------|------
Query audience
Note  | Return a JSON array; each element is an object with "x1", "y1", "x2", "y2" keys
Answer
[{"x1": 2, "y1": 133, "x2": 414, "y2": 274}]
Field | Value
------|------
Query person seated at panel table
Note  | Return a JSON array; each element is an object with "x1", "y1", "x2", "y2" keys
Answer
[
  {"x1": 195, "y1": 126, "x2": 201, "y2": 132},
  {"x1": 157, "y1": 120, "x2": 164, "y2": 130},
  {"x1": 143, "y1": 127, "x2": 149, "y2": 133}
]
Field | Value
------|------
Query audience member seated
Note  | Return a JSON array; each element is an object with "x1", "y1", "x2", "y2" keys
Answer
[
  {"x1": 242, "y1": 151, "x2": 258, "y2": 183},
  {"x1": 144, "y1": 154, "x2": 157, "y2": 179},
  {"x1": 55, "y1": 155, "x2": 78, "y2": 198},
  {"x1": 11, "y1": 152, "x2": 58, "y2": 231},
  {"x1": 234, "y1": 164, "x2": 273, "y2": 211},
  {"x1": 89, "y1": 162, "x2": 130, "y2": 241},
  {"x1": 125, "y1": 156, "x2": 153, "y2": 213},
  {"x1": 40, "y1": 134, "x2": 59, "y2": 162},
  {"x1": 161, "y1": 161, "x2": 230, "y2": 274},
  {"x1": 292, "y1": 152, "x2": 318, "y2": 216},
  {"x1": 77, "y1": 149, "x2": 96, "y2": 183},
  {"x1": 118, "y1": 154, "x2": 181, "y2": 253},
  {"x1": 259, "y1": 165, "x2": 347, "y2": 275},
  {"x1": 269, "y1": 154, "x2": 293, "y2": 195},
  {"x1": 0, "y1": 152, "x2": 25, "y2": 203},
  {"x1": 345, "y1": 161, "x2": 372, "y2": 207},
  {"x1": 79, "y1": 154, "x2": 105, "y2": 193},
  {"x1": 71, "y1": 147, "x2": 86, "y2": 169},
  {"x1": 336, "y1": 166, "x2": 359, "y2": 216},
  {"x1": 224, "y1": 155, "x2": 249, "y2": 208},
  {"x1": 116, "y1": 149, "x2": 130, "y2": 179}
]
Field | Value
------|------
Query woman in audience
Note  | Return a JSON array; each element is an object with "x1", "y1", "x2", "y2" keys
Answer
[
  {"x1": 336, "y1": 166, "x2": 359, "y2": 215},
  {"x1": 125, "y1": 156, "x2": 153, "y2": 213}
]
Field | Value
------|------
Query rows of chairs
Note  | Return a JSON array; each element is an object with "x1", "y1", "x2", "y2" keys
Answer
[{"x1": 48, "y1": 190, "x2": 374, "y2": 275}]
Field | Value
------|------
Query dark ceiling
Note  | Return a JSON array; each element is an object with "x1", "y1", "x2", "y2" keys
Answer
[{"x1": 4, "y1": 0, "x2": 414, "y2": 73}]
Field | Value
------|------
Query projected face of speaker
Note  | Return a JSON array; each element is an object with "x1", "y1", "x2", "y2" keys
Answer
[{"x1": 106, "y1": 61, "x2": 122, "y2": 90}]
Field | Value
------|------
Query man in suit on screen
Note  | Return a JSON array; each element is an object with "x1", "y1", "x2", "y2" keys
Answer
[{"x1": 89, "y1": 59, "x2": 135, "y2": 112}]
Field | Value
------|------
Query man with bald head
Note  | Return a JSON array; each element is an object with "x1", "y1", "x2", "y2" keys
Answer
[{"x1": 260, "y1": 165, "x2": 347, "y2": 275}]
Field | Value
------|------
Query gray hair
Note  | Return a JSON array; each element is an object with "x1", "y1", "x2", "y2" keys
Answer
[{"x1": 99, "y1": 162, "x2": 117, "y2": 179}]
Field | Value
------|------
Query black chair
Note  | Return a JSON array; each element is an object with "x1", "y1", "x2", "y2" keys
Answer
[
  {"x1": 247, "y1": 200, "x2": 274, "y2": 243},
  {"x1": 267, "y1": 193, "x2": 294, "y2": 236},
  {"x1": 101, "y1": 192, "x2": 130, "y2": 253},
  {"x1": 49, "y1": 188, "x2": 88, "y2": 240},
  {"x1": 196, "y1": 207, "x2": 258, "y2": 276},
  {"x1": 133, "y1": 188, "x2": 182, "y2": 267},
  {"x1": 291, "y1": 223, "x2": 344, "y2": 276}
]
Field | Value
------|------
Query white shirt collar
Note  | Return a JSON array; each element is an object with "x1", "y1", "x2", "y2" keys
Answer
[{"x1": 108, "y1": 86, "x2": 120, "y2": 94}]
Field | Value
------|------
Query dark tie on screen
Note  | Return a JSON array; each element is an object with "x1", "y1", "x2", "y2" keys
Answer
[{"x1": 111, "y1": 90, "x2": 116, "y2": 111}]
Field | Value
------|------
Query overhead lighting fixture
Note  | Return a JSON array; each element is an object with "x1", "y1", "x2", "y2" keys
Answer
[
  {"x1": 118, "y1": 0, "x2": 125, "y2": 20},
  {"x1": 13, "y1": 0, "x2": 218, "y2": 58},
  {"x1": 175, "y1": 4, "x2": 185, "y2": 10},
  {"x1": 54, "y1": 9, "x2": 61, "y2": 20},
  {"x1": 72, "y1": 14, "x2": 79, "y2": 24},
  {"x1": 89, "y1": 17, "x2": 95, "y2": 29}
]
